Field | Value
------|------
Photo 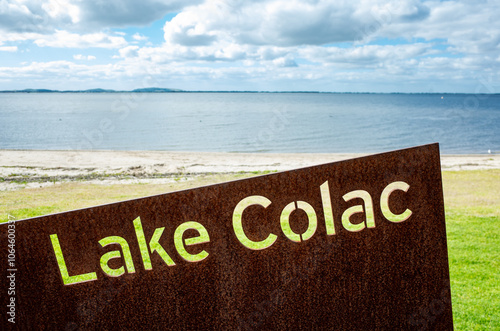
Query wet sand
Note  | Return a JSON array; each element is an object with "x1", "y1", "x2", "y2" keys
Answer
[{"x1": 1, "y1": 150, "x2": 499, "y2": 190}]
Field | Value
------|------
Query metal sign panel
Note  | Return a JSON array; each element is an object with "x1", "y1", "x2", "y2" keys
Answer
[{"x1": 1, "y1": 143, "x2": 453, "y2": 330}]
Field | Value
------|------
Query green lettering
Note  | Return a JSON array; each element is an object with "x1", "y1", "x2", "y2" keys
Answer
[
  {"x1": 99, "y1": 236, "x2": 135, "y2": 277},
  {"x1": 280, "y1": 201, "x2": 317, "y2": 242},
  {"x1": 232, "y1": 195, "x2": 277, "y2": 250},
  {"x1": 149, "y1": 227, "x2": 176, "y2": 266},
  {"x1": 100, "y1": 250, "x2": 125, "y2": 277},
  {"x1": 134, "y1": 216, "x2": 152, "y2": 269},
  {"x1": 174, "y1": 221, "x2": 210, "y2": 262},
  {"x1": 342, "y1": 190, "x2": 375, "y2": 232},
  {"x1": 49, "y1": 234, "x2": 97, "y2": 285},
  {"x1": 381, "y1": 181, "x2": 412, "y2": 223},
  {"x1": 320, "y1": 181, "x2": 336, "y2": 235},
  {"x1": 134, "y1": 216, "x2": 176, "y2": 269}
]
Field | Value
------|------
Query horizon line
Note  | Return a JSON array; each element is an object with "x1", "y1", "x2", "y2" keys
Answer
[{"x1": 1, "y1": 88, "x2": 498, "y2": 95}]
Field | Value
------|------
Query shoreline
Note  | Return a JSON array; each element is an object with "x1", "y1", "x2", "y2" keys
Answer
[{"x1": 1, "y1": 150, "x2": 499, "y2": 190}]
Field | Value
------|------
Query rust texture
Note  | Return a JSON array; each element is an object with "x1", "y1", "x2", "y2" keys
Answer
[{"x1": 1, "y1": 143, "x2": 453, "y2": 330}]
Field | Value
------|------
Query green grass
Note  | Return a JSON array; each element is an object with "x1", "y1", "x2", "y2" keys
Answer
[
  {"x1": 441, "y1": 170, "x2": 500, "y2": 330},
  {"x1": 1, "y1": 169, "x2": 499, "y2": 329},
  {"x1": 0, "y1": 173, "x2": 256, "y2": 222}
]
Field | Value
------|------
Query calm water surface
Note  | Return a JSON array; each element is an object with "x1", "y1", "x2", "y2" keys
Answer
[{"x1": 0, "y1": 93, "x2": 498, "y2": 154}]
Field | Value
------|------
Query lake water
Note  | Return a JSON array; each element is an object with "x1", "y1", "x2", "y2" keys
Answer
[{"x1": 0, "y1": 93, "x2": 498, "y2": 154}]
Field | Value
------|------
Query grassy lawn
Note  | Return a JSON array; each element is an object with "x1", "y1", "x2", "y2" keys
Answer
[
  {"x1": 442, "y1": 170, "x2": 500, "y2": 330},
  {"x1": 1, "y1": 169, "x2": 499, "y2": 329},
  {"x1": 0, "y1": 173, "x2": 256, "y2": 222}
]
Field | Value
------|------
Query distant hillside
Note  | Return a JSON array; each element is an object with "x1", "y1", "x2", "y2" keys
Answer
[
  {"x1": 83, "y1": 88, "x2": 117, "y2": 93},
  {"x1": 0, "y1": 87, "x2": 183, "y2": 93},
  {"x1": 2, "y1": 89, "x2": 57, "y2": 93},
  {"x1": 132, "y1": 87, "x2": 183, "y2": 93}
]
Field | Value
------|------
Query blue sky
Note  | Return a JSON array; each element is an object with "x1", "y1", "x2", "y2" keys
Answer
[{"x1": 0, "y1": 0, "x2": 499, "y2": 92}]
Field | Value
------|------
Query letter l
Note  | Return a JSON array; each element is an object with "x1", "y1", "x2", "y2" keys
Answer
[{"x1": 50, "y1": 234, "x2": 97, "y2": 285}]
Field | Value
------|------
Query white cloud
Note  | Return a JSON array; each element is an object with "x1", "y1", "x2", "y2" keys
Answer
[
  {"x1": 1, "y1": 53, "x2": 499, "y2": 92},
  {"x1": 34, "y1": 30, "x2": 127, "y2": 49},
  {"x1": 0, "y1": 0, "x2": 51, "y2": 33},
  {"x1": 0, "y1": 0, "x2": 203, "y2": 33},
  {"x1": 73, "y1": 54, "x2": 96, "y2": 61},
  {"x1": 119, "y1": 46, "x2": 140, "y2": 58},
  {"x1": 77, "y1": 0, "x2": 203, "y2": 29},
  {"x1": 163, "y1": 0, "x2": 430, "y2": 47},
  {"x1": 0, "y1": 46, "x2": 18, "y2": 52},
  {"x1": 132, "y1": 33, "x2": 148, "y2": 42},
  {"x1": 42, "y1": 0, "x2": 80, "y2": 24},
  {"x1": 378, "y1": 1, "x2": 500, "y2": 56},
  {"x1": 136, "y1": 42, "x2": 296, "y2": 64},
  {"x1": 0, "y1": 31, "x2": 44, "y2": 44},
  {"x1": 0, "y1": 0, "x2": 499, "y2": 92},
  {"x1": 300, "y1": 43, "x2": 431, "y2": 66},
  {"x1": 273, "y1": 57, "x2": 298, "y2": 68},
  {"x1": 0, "y1": 0, "x2": 204, "y2": 62}
]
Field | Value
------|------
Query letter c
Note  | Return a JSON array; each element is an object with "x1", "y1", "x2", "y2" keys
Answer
[
  {"x1": 232, "y1": 196, "x2": 277, "y2": 250},
  {"x1": 380, "y1": 181, "x2": 412, "y2": 223}
]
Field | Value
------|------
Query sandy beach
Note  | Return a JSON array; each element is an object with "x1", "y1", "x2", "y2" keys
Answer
[{"x1": 1, "y1": 149, "x2": 499, "y2": 190}]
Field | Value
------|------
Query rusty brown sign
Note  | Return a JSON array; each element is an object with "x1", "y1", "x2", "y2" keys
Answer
[{"x1": 1, "y1": 143, "x2": 453, "y2": 330}]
